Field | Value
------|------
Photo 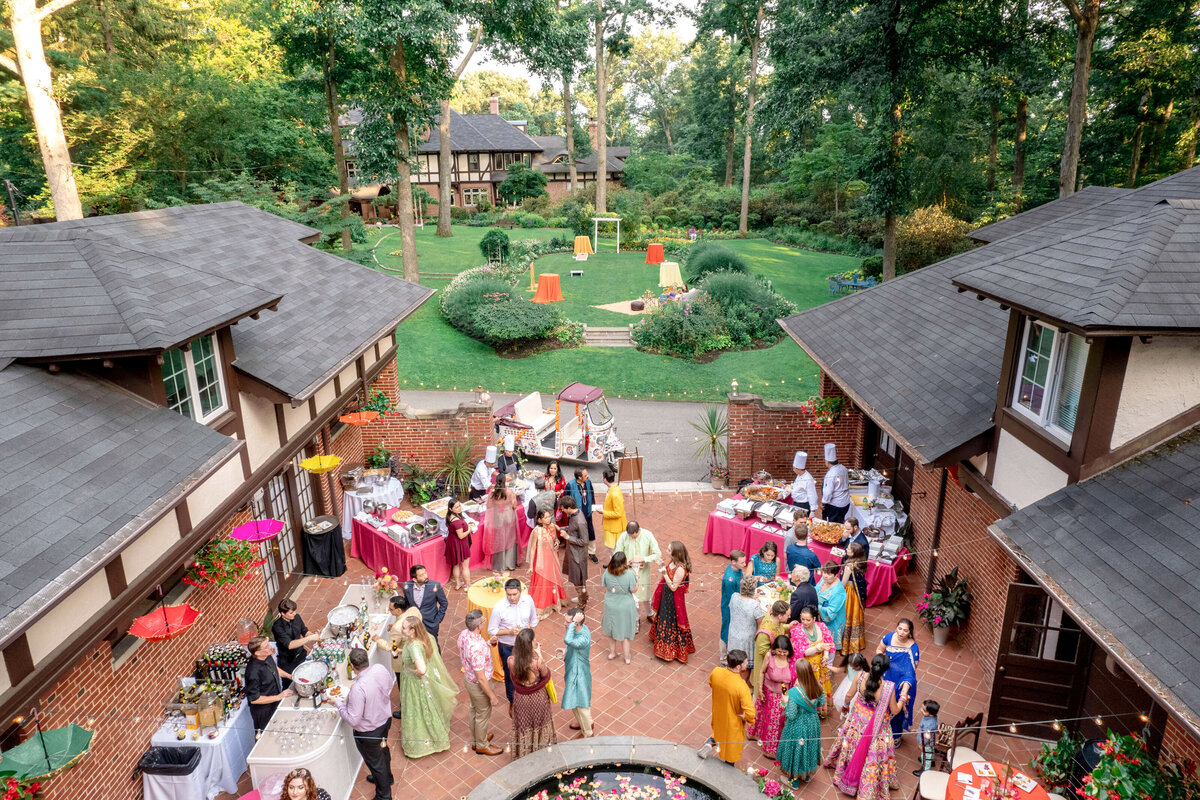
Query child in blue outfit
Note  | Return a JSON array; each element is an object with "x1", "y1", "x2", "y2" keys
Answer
[{"x1": 914, "y1": 699, "x2": 940, "y2": 775}]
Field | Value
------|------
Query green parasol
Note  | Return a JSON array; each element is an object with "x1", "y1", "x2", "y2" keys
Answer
[{"x1": 0, "y1": 722, "x2": 94, "y2": 781}]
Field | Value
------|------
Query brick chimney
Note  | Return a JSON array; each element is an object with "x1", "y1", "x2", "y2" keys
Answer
[
  {"x1": 488, "y1": 94, "x2": 500, "y2": 115},
  {"x1": 587, "y1": 120, "x2": 598, "y2": 149}
]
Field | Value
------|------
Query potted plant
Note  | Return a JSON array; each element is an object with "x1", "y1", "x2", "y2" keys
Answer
[
  {"x1": 690, "y1": 406, "x2": 728, "y2": 486},
  {"x1": 1030, "y1": 728, "x2": 1083, "y2": 794},
  {"x1": 1079, "y1": 731, "x2": 1200, "y2": 800},
  {"x1": 915, "y1": 566, "x2": 973, "y2": 645},
  {"x1": 708, "y1": 464, "x2": 730, "y2": 489},
  {"x1": 436, "y1": 443, "x2": 476, "y2": 497}
]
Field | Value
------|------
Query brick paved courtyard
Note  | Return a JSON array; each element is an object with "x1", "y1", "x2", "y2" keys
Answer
[{"x1": 220, "y1": 491, "x2": 1039, "y2": 800}]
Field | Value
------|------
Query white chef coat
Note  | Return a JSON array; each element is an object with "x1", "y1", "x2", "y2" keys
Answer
[
  {"x1": 791, "y1": 471, "x2": 819, "y2": 510},
  {"x1": 469, "y1": 459, "x2": 494, "y2": 492},
  {"x1": 822, "y1": 463, "x2": 852, "y2": 507}
]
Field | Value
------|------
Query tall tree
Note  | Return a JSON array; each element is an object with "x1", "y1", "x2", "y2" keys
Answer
[
  {"x1": 1057, "y1": 0, "x2": 1101, "y2": 195},
  {"x1": 616, "y1": 30, "x2": 687, "y2": 153},
  {"x1": 436, "y1": 26, "x2": 481, "y2": 237},
  {"x1": 5, "y1": 0, "x2": 86, "y2": 219}
]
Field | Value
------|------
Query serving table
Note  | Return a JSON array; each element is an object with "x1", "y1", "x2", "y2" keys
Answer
[
  {"x1": 148, "y1": 699, "x2": 256, "y2": 800},
  {"x1": 349, "y1": 507, "x2": 451, "y2": 583},
  {"x1": 658, "y1": 261, "x2": 683, "y2": 288},
  {"x1": 702, "y1": 511, "x2": 909, "y2": 607},
  {"x1": 340, "y1": 478, "x2": 404, "y2": 539},
  {"x1": 945, "y1": 761, "x2": 1050, "y2": 800},
  {"x1": 849, "y1": 493, "x2": 907, "y2": 536}
]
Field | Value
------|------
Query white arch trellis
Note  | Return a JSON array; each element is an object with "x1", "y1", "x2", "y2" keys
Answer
[{"x1": 592, "y1": 216, "x2": 621, "y2": 254}]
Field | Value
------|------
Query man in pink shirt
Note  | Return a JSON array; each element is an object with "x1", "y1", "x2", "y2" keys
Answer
[
  {"x1": 458, "y1": 610, "x2": 502, "y2": 755},
  {"x1": 336, "y1": 649, "x2": 394, "y2": 800}
]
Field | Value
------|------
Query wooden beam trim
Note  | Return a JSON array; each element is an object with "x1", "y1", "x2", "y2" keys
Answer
[
  {"x1": 1081, "y1": 338, "x2": 1131, "y2": 466},
  {"x1": 2, "y1": 636, "x2": 33, "y2": 688},
  {"x1": 1081, "y1": 402, "x2": 1200, "y2": 480},
  {"x1": 174, "y1": 503, "x2": 191, "y2": 537},
  {"x1": 104, "y1": 559, "x2": 127, "y2": 598},
  {"x1": 275, "y1": 404, "x2": 288, "y2": 449}
]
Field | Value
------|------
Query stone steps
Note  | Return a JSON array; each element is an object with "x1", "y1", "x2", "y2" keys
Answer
[{"x1": 582, "y1": 325, "x2": 635, "y2": 347}]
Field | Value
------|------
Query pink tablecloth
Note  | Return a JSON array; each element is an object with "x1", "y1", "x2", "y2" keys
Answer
[
  {"x1": 468, "y1": 514, "x2": 533, "y2": 570},
  {"x1": 702, "y1": 511, "x2": 908, "y2": 607},
  {"x1": 349, "y1": 509, "x2": 451, "y2": 583}
]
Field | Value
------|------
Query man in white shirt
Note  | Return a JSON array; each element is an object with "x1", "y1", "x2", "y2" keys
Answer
[
  {"x1": 469, "y1": 445, "x2": 496, "y2": 501},
  {"x1": 486, "y1": 578, "x2": 538, "y2": 704},
  {"x1": 821, "y1": 443, "x2": 852, "y2": 522},
  {"x1": 790, "y1": 451, "x2": 820, "y2": 517}
]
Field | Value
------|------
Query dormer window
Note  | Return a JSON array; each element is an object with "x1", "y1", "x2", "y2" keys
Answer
[
  {"x1": 162, "y1": 334, "x2": 228, "y2": 424},
  {"x1": 1011, "y1": 319, "x2": 1089, "y2": 440}
]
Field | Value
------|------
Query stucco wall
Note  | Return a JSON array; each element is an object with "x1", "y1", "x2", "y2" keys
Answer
[
  {"x1": 990, "y1": 429, "x2": 1069, "y2": 509},
  {"x1": 1111, "y1": 336, "x2": 1200, "y2": 448}
]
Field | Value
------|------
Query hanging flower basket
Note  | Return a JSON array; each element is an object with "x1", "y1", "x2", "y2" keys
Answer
[
  {"x1": 799, "y1": 396, "x2": 845, "y2": 428},
  {"x1": 184, "y1": 536, "x2": 267, "y2": 592}
]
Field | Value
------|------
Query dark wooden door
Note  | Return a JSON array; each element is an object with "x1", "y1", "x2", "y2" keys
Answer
[{"x1": 989, "y1": 582, "x2": 1092, "y2": 740}]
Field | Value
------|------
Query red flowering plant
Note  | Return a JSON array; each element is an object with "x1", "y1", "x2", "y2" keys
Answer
[
  {"x1": 752, "y1": 766, "x2": 798, "y2": 799},
  {"x1": 1079, "y1": 732, "x2": 1200, "y2": 800},
  {"x1": 798, "y1": 396, "x2": 844, "y2": 428},
  {"x1": 0, "y1": 774, "x2": 41, "y2": 800},
  {"x1": 184, "y1": 536, "x2": 267, "y2": 591}
]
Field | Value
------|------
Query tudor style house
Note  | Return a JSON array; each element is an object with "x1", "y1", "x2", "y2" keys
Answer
[
  {"x1": 0, "y1": 203, "x2": 431, "y2": 797},
  {"x1": 780, "y1": 166, "x2": 1200, "y2": 762}
]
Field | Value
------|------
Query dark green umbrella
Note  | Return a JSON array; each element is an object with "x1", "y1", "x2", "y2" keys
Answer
[{"x1": 0, "y1": 722, "x2": 94, "y2": 781}]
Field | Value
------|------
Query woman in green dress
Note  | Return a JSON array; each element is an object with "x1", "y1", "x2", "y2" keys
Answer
[
  {"x1": 601, "y1": 552, "x2": 638, "y2": 664},
  {"x1": 397, "y1": 615, "x2": 458, "y2": 758},
  {"x1": 776, "y1": 656, "x2": 826, "y2": 786}
]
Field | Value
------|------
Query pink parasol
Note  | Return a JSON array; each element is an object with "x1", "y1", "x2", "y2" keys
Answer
[{"x1": 230, "y1": 518, "x2": 285, "y2": 542}]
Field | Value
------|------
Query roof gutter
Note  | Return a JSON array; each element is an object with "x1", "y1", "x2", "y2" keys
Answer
[{"x1": 988, "y1": 523, "x2": 1200, "y2": 744}]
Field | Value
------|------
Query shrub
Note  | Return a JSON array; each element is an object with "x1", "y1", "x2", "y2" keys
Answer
[
  {"x1": 631, "y1": 296, "x2": 731, "y2": 360},
  {"x1": 860, "y1": 255, "x2": 883, "y2": 279},
  {"x1": 449, "y1": 206, "x2": 471, "y2": 221},
  {"x1": 470, "y1": 297, "x2": 562, "y2": 347},
  {"x1": 701, "y1": 272, "x2": 798, "y2": 345},
  {"x1": 475, "y1": 196, "x2": 493, "y2": 213},
  {"x1": 720, "y1": 214, "x2": 739, "y2": 230},
  {"x1": 686, "y1": 243, "x2": 749, "y2": 283},
  {"x1": 479, "y1": 229, "x2": 511, "y2": 261},
  {"x1": 896, "y1": 205, "x2": 973, "y2": 273},
  {"x1": 467, "y1": 212, "x2": 497, "y2": 226},
  {"x1": 440, "y1": 276, "x2": 514, "y2": 336},
  {"x1": 519, "y1": 213, "x2": 547, "y2": 228},
  {"x1": 547, "y1": 216, "x2": 568, "y2": 229}
]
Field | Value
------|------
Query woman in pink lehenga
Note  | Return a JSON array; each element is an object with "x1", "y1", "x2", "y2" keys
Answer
[
  {"x1": 748, "y1": 634, "x2": 795, "y2": 757},
  {"x1": 483, "y1": 480, "x2": 520, "y2": 572},
  {"x1": 527, "y1": 508, "x2": 566, "y2": 617},
  {"x1": 789, "y1": 605, "x2": 836, "y2": 718},
  {"x1": 823, "y1": 653, "x2": 909, "y2": 799}
]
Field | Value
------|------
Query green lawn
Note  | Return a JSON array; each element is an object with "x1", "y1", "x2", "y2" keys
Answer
[{"x1": 363, "y1": 225, "x2": 861, "y2": 402}]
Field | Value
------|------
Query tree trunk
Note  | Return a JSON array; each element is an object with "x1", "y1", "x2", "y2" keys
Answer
[
  {"x1": 660, "y1": 109, "x2": 674, "y2": 154},
  {"x1": 738, "y1": 5, "x2": 763, "y2": 237},
  {"x1": 563, "y1": 74, "x2": 578, "y2": 192},
  {"x1": 882, "y1": 210, "x2": 897, "y2": 282},
  {"x1": 10, "y1": 0, "x2": 84, "y2": 220},
  {"x1": 389, "y1": 40, "x2": 419, "y2": 283},
  {"x1": 97, "y1": 0, "x2": 114, "y2": 54},
  {"x1": 1149, "y1": 97, "x2": 1173, "y2": 169},
  {"x1": 1184, "y1": 116, "x2": 1200, "y2": 168},
  {"x1": 986, "y1": 100, "x2": 999, "y2": 192},
  {"x1": 594, "y1": 2, "x2": 607, "y2": 214},
  {"x1": 436, "y1": 26, "x2": 481, "y2": 238},
  {"x1": 1013, "y1": 95, "x2": 1027, "y2": 208},
  {"x1": 724, "y1": 126, "x2": 735, "y2": 186},
  {"x1": 1126, "y1": 90, "x2": 1150, "y2": 188},
  {"x1": 1058, "y1": 0, "x2": 1100, "y2": 197},
  {"x1": 323, "y1": 38, "x2": 352, "y2": 251}
]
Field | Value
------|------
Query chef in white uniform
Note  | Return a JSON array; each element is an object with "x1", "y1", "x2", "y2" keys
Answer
[
  {"x1": 820, "y1": 442, "x2": 852, "y2": 522},
  {"x1": 468, "y1": 445, "x2": 497, "y2": 500},
  {"x1": 496, "y1": 434, "x2": 520, "y2": 477},
  {"x1": 790, "y1": 450, "x2": 820, "y2": 517}
]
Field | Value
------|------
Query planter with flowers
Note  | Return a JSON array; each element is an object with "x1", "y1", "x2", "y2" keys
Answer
[
  {"x1": 750, "y1": 767, "x2": 797, "y2": 799},
  {"x1": 373, "y1": 568, "x2": 399, "y2": 599},
  {"x1": 709, "y1": 464, "x2": 730, "y2": 490},
  {"x1": 0, "y1": 775, "x2": 42, "y2": 800},
  {"x1": 1079, "y1": 731, "x2": 1200, "y2": 800},
  {"x1": 184, "y1": 536, "x2": 267, "y2": 592},
  {"x1": 915, "y1": 566, "x2": 972, "y2": 646}
]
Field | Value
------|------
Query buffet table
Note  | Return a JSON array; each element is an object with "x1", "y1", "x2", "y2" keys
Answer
[
  {"x1": 149, "y1": 699, "x2": 256, "y2": 800},
  {"x1": 349, "y1": 507, "x2": 451, "y2": 583},
  {"x1": 320, "y1": 586, "x2": 394, "y2": 675},
  {"x1": 702, "y1": 511, "x2": 909, "y2": 607},
  {"x1": 340, "y1": 478, "x2": 404, "y2": 539},
  {"x1": 850, "y1": 493, "x2": 907, "y2": 536}
]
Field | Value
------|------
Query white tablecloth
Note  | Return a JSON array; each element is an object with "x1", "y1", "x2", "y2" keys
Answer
[
  {"x1": 148, "y1": 699, "x2": 256, "y2": 800},
  {"x1": 340, "y1": 478, "x2": 404, "y2": 539},
  {"x1": 851, "y1": 503, "x2": 908, "y2": 536}
]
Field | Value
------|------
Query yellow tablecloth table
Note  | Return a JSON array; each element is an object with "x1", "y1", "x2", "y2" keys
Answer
[
  {"x1": 659, "y1": 261, "x2": 683, "y2": 288},
  {"x1": 467, "y1": 579, "x2": 511, "y2": 682},
  {"x1": 574, "y1": 235, "x2": 595, "y2": 256}
]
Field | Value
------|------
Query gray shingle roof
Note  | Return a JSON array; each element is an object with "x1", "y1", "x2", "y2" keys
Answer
[
  {"x1": 0, "y1": 203, "x2": 433, "y2": 400},
  {"x1": 968, "y1": 186, "x2": 1131, "y2": 243},
  {"x1": 954, "y1": 198, "x2": 1200, "y2": 332},
  {"x1": 531, "y1": 136, "x2": 568, "y2": 161},
  {"x1": 538, "y1": 151, "x2": 628, "y2": 175},
  {"x1": 0, "y1": 364, "x2": 239, "y2": 638},
  {"x1": 991, "y1": 423, "x2": 1200, "y2": 737},
  {"x1": 779, "y1": 166, "x2": 1200, "y2": 464},
  {"x1": 417, "y1": 110, "x2": 543, "y2": 154},
  {"x1": 0, "y1": 231, "x2": 282, "y2": 359}
]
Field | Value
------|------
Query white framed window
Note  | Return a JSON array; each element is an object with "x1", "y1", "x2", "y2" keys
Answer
[
  {"x1": 162, "y1": 334, "x2": 228, "y2": 424},
  {"x1": 463, "y1": 188, "x2": 488, "y2": 207},
  {"x1": 346, "y1": 160, "x2": 358, "y2": 183},
  {"x1": 1011, "y1": 319, "x2": 1090, "y2": 441}
]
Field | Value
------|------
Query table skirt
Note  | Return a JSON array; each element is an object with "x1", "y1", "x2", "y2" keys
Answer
[
  {"x1": 349, "y1": 518, "x2": 451, "y2": 583},
  {"x1": 148, "y1": 700, "x2": 256, "y2": 800}
]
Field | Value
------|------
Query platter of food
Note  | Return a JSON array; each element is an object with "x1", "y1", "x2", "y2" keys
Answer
[
  {"x1": 743, "y1": 484, "x2": 785, "y2": 502},
  {"x1": 422, "y1": 497, "x2": 450, "y2": 518},
  {"x1": 809, "y1": 519, "x2": 845, "y2": 545}
]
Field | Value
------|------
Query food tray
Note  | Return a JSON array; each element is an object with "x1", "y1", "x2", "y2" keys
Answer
[
  {"x1": 422, "y1": 497, "x2": 450, "y2": 518},
  {"x1": 809, "y1": 519, "x2": 845, "y2": 545},
  {"x1": 743, "y1": 484, "x2": 783, "y2": 502},
  {"x1": 391, "y1": 510, "x2": 417, "y2": 523},
  {"x1": 734, "y1": 499, "x2": 759, "y2": 519}
]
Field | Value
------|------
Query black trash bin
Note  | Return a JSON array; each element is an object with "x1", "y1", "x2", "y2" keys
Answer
[{"x1": 137, "y1": 745, "x2": 201, "y2": 775}]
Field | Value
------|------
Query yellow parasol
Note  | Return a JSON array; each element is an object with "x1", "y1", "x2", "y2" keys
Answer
[{"x1": 299, "y1": 455, "x2": 342, "y2": 474}]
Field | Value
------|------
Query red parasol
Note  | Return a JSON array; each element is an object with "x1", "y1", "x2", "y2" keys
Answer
[
  {"x1": 230, "y1": 518, "x2": 285, "y2": 542},
  {"x1": 338, "y1": 411, "x2": 380, "y2": 426},
  {"x1": 128, "y1": 603, "x2": 201, "y2": 641}
]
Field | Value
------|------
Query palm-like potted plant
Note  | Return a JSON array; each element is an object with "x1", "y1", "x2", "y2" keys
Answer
[
  {"x1": 437, "y1": 443, "x2": 476, "y2": 497},
  {"x1": 915, "y1": 567, "x2": 973, "y2": 645},
  {"x1": 690, "y1": 406, "x2": 729, "y2": 488}
]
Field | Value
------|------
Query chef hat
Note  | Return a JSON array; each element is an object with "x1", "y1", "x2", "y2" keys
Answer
[
  {"x1": 504, "y1": 434, "x2": 515, "y2": 450},
  {"x1": 824, "y1": 443, "x2": 837, "y2": 462},
  {"x1": 793, "y1": 451, "x2": 808, "y2": 470},
  {"x1": 484, "y1": 445, "x2": 497, "y2": 463}
]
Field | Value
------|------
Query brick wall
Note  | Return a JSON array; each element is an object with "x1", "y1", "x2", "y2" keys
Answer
[
  {"x1": 1163, "y1": 716, "x2": 1200, "y2": 765},
  {"x1": 38, "y1": 510, "x2": 269, "y2": 800},
  {"x1": 726, "y1": 381, "x2": 865, "y2": 485},
  {"x1": 907, "y1": 466, "x2": 1015, "y2": 671}
]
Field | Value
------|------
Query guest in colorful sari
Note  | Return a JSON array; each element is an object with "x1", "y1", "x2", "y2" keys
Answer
[
  {"x1": 751, "y1": 601, "x2": 793, "y2": 697},
  {"x1": 545, "y1": 460, "x2": 568, "y2": 496},
  {"x1": 749, "y1": 635, "x2": 795, "y2": 757},
  {"x1": 750, "y1": 541, "x2": 781, "y2": 583},
  {"x1": 527, "y1": 509, "x2": 566, "y2": 618},
  {"x1": 876, "y1": 618, "x2": 920, "y2": 745},
  {"x1": 777, "y1": 657, "x2": 826, "y2": 786},
  {"x1": 484, "y1": 480, "x2": 520, "y2": 572},
  {"x1": 817, "y1": 561, "x2": 848, "y2": 646},
  {"x1": 508, "y1": 628, "x2": 557, "y2": 759},
  {"x1": 396, "y1": 615, "x2": 459, "y2": 758},
  {"x1": 789, "y1": 605, "x2": 835, "y2": 718},
  {"x1": 649, "y1": 541, "x2": 697, "y2": 663},
  {"x1": 840, "y1": 543, "x2": 868, "y2": 655},
  {"x1": 719, "y1": 551, "x2": 748, "y2": 662},
  {"x1": 823, "y1": 653, "x2": 907, "y2": 799}
]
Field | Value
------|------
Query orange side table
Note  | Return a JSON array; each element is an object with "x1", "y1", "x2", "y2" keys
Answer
[
  {"x1": 645, "y1": 242, "x2": 665, "y2": 264},
  {"x1": 532, "y1": 273, "x2": 564, "y2": 303}
]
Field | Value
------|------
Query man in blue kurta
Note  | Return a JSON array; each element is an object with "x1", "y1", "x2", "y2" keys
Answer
[
  {"x1": 561, "y1": 608, "x2": 593, "y2": 737},
  {"x1": 719, "y1": 550, "x2": 747, "y2": 662}
]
